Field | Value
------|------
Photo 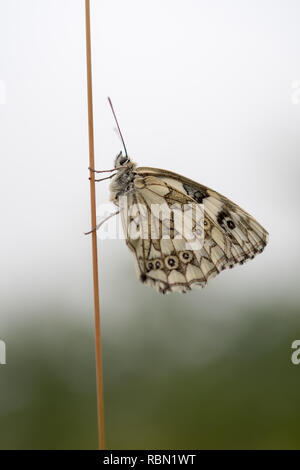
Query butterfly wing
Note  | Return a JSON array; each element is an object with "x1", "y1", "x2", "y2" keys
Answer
[
  {"x1": 137, "y1": 166, "x2": 269, "y2": 260},
  {"x1": 120, "y1": 168, "x2": 268, "y2": 294}
]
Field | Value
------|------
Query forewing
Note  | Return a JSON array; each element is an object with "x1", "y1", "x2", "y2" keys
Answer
[{"x1": 138, "y1": 167, "x2": 269, "y2": 263}]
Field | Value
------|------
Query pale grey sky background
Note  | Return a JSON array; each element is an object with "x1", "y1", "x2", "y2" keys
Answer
[{"x1": 1, "y1": 0, "x2": 300, "y2": 328}]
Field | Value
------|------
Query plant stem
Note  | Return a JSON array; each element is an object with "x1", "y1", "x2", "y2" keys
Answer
[{"x1": 85, "y1": 0, "x2": 105, "y2": 450}]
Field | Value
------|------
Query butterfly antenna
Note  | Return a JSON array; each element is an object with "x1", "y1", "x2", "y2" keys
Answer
[{"x1": 108, "y1": 97, "x2": 128, "y2": 158}]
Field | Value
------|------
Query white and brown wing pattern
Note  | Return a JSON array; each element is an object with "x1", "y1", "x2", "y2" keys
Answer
[{"x1": 119, "y1": 168, "x2": 268, "y2": 294}]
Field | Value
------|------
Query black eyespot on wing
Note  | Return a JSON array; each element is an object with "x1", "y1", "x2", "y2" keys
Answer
[
  {"x1": 203, "y1": 218, "x2": 211, "y2": 230},
  {"x1": 147, "y1": 259, "x2": 163, "y2": 271},
  {"x1": 193, "y1": 191, "x2": 205, "y2": 203},
  {"x1": 147, "y1": 262, "x2": 154, "y2": 271},
  {"x1": 165, "y1": 255, "x2": 179, "y2": 269},
  {"x1": 217, "y1": 211, "x2": 227, "y2": 228},
  {"x1": 217, "y1": 211, "x2": 235, "y2": 231},
  {"x1": 179, "y1": 251, "x2": 193, "y2": 263},
  {"x1": 140, "y1": 273, "x2": 147, "y2": 283},
  {"x1": 183, "y1": 183, "x2": 208, "y2": 204}
]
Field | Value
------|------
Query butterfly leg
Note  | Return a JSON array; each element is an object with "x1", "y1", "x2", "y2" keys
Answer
[
  {"x1": 89, "y1": 167, "x2": 116, "y2": 173},
  {"x1": 89, "y1": 174, "x2": 116, "y2": 182},
  {"x1": 84, "y1": 210, "x2": 120, "y2": 235},
  {"x1": 88, "y1": 166, "x2": 126, "y2": 173}
]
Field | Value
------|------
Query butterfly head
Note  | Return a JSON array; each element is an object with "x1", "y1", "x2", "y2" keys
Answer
[{"x1": 114, "y1": 151, "x2": 135, "y2": 170}]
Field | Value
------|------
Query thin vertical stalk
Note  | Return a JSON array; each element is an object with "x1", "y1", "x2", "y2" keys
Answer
[{"x1": 84, "y1": 0, "x2": 105, "y2": 450}]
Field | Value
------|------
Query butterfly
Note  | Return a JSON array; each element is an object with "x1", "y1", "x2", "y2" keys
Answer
[{"x1": 89, "y1": 99, "x2": 269, "y2": 294}]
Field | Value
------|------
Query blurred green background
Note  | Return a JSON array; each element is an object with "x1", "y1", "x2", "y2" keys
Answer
[{"x1": 1, "y1": 298, "x2": 300, "y2": 449}]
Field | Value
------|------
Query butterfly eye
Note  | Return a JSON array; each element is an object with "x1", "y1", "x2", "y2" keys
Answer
[
  {"x1": 114, "y1": 151, "x2": 130, "y2": 168},
  {"x1": 179, "y1": 251, "x2": 193, "y2": 263},
  {"x1": 155, "y1": 260, "x2": 162, "y2": 269},
  {"x1": 119, "y1": 157, "x2": 128, "y2": 166},
  {"x1": 165, "y1": 255, "x2": 179, "y2": 270}
]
